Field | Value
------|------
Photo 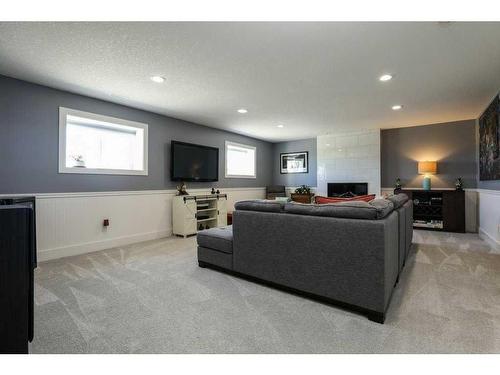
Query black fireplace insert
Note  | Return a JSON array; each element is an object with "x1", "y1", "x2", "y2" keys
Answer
[{"x1": 327, "y1": 182, "x2": 368, "y2": 197}]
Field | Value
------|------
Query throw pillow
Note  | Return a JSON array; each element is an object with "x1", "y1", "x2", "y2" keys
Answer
[{"x1": 314, "y1": 194, "x2": 376, "y2": 204}]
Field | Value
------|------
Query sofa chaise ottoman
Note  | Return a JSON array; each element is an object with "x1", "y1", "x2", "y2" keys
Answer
[{"x1": 197, "y1": 226, "x2": 233, "y2": 270}]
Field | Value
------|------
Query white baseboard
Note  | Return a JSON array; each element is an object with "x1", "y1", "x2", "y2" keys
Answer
[
  {"x1": 478, "y1": 227, "x2": 500, "y2": 252},
  {"x1": 38, "y1": 229, "x2": 172, "y2": 262}
]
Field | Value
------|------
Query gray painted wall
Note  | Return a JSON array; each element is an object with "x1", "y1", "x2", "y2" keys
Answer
[
  {"x1": 272, "y1": 138, "x2": 317, "y2": 187},
  {"x1": 381, "y1": 120, "x2": 477, "y2": 189},
  {"x1": 0, "y1": 75, "x2": 273, "y2": 194}
]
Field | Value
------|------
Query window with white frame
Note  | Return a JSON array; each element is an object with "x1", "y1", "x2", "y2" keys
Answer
[
  {"x1": 58, "y1": 107, "x2": 148, "y2": 175},
  {"x1": 225, "y1": 141, "x2": 256, "y2": 178}
]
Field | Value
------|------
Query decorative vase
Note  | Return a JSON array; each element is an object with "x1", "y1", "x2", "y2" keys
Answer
[{"x1": 422, "y1": 176, "x2": 431, "y2": 190}]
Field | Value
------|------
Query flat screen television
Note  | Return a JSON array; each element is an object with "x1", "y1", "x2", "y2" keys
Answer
[{"x1": 170, "y1": 141, "x2": 219, "y2": 182}]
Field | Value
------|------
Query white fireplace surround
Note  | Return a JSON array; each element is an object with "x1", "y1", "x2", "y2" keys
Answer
[{"x1": 317, "y1": 130, "x2": 381, "y2": 197}]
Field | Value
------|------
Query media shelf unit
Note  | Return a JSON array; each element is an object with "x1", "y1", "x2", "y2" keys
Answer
[
  {"x1": 399, "y1": 189, "x2": 465, "y2": 233},
  {"x1": 172, "y1": 194, "x2": 228, "y2": 238}
]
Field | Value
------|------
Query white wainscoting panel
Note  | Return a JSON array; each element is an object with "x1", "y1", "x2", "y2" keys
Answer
[
  {"x1": 222, "y1": 187, "x2": 266, "y2": 212},
  {"x1": 23, "y1": 187, "x2": 265, "y2": 262},
  {"x1": 478, "y1": 189, "x2": 500, "y2": 251},
  {"x1": 22, "y1": 186, "x2": 495, "y2": 260}
]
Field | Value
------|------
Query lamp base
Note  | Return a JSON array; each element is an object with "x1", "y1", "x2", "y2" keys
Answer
[{"x1": 422, "y1": 176, "x2": 431, "y2": 190}]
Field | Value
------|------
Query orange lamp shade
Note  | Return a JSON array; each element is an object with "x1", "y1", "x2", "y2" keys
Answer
[{"x1": 418, "y1": 161, "x2": 437, "y2": 175}]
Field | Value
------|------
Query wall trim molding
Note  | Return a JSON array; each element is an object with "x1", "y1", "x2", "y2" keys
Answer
[
  {"x1": 38, "y1": 229, "x2": 173, "y2": 262},
  {"x1": 381, "y1": 187, "x2": 478, "y2": 191},
  {"x1": 479, "y1": 227, "x2": 500, "y2": 252},
  {"x1": 476, "y1": 188, "x2": 500, "y2": 196},
  {"x1": 1, "y1": 186, "x2": 266, "y2": 200},
  {"x1": 382, "y1": 187, "x2": 500, "y2": 195}
]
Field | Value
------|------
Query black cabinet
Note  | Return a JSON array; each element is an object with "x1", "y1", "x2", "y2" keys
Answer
[
  {"x1": 0, "y1": 197, "x2": 36, "y2": 354},
  {"x1": 400, "y1": 189, "x2": 465, "y2": 233}
]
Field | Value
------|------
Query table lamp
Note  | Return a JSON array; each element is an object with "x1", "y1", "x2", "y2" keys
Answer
[{"x1": 418, "y1": 161, "x2": 437, "y2": 190}]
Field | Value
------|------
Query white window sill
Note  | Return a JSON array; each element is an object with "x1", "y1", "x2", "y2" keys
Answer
[
  {"x1": 225, "y1": 175, "x2": 256, "y2": 179},
  {"x1": 58, "y1": 166, "x2": 148, "y2": 176}
]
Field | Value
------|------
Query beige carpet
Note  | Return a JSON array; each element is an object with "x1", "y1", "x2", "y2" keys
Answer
[{"x1": 31, "y1": 230, "x2": 500, "y2": 353}]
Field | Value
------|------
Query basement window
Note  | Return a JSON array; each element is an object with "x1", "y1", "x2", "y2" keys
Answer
[
  {"x1": 225, "y1": 141, "x2": 256, "y2": 178},
  {"x1": 58, "y1": 107, "x2": 148, "y2": 175}
]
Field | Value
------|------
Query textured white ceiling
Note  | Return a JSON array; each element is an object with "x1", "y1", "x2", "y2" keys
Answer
[{"x1": 1, "y1": 22, "x2": 499, "y2": 142}]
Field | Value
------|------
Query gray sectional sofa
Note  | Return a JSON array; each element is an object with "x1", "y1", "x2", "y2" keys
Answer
[{"x1": 197, "y1": 194, "x2": 413, "y2": 323}]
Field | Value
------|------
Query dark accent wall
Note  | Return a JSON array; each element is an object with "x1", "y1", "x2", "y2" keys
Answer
[
  {"x1": 381, "y1": 120, "x2": 477, "y2": 189},
  {"x1": 272, "y1": 138, "x2": 317, "y2": 187},
  {"x1": 0, "y1": 75, "x2": 273, "y2": 194}
]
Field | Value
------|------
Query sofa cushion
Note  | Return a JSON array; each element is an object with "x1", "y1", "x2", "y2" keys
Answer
[
  {"x1": 369, "y1": 198, "x2": 395, "y2": 219},
  {"x1": 234, "y1": 199, "x2": 284, "y2": 213},
  {"x1": 315, "y1": 194, "x2": 376, "y2": 204},
  {"x1": 284, "y1": 199, "x2": 394, "y2": 220},
  {"x1": 386, "y1": 193, "x2": 409, "y2": 209},
  {"x1": 197, "y1": 226, "x2": 233, "y2": 254}
]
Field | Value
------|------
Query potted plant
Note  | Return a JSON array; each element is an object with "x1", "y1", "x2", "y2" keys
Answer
[
  {"x1": 291, "y1": 185, "x2": 314, "y2": 203},
  {"x1": 394, "y1": 178, "x2": 402, "y2": 193},
  {"x1": 72, "y1": 155, "x2": 86, "y2": 168}
]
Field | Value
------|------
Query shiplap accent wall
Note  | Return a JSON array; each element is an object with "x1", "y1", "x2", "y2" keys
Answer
[
  {"x1": 317, "y1": 130, "x2": 381, "y2": 197},
  {"x1": 478, "y1": 189, "x2": 500, "y2": 251},
  {"x1": 13, "y1": 187, "x2": 266, "y2": 262}
]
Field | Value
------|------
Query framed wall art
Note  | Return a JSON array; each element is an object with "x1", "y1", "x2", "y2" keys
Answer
[{"x1": 280, "y1": 151, "x2": 309, "y2": 174}]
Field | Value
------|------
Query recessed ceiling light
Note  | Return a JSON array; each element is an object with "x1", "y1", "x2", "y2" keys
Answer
[
  {"x1": 237, "y1": 108, "x2": 248, "y2": 114},
  {"x1": 338, "y1": 148, "x2": 343, "y2": 152},
  {"x1": 379, "y1": 74, "x2": 393, "y2": 82},
  {"x1": 277, "y1": 124, "x2": 284, "y2": 128},
  {"x1": 326, "y1": 143, "x2": 330, "y2": 147},
  {"x1": 392, "y1": 105, "x2": 403, "y2": 111},
  {"x1": 150, "y1": 76, "x2": 165, "y2": 83}
]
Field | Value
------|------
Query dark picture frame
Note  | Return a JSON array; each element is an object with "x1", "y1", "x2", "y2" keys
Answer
[
  {"x1": 280, "y1": 151, "x2": 309, "y2": 174},
  {"x1": 479, "y1": 93, "x2": 500, "y2": 181}
]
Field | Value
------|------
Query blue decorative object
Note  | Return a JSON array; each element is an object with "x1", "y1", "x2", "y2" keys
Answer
[{"x1": 422, "y1": 176, "x2": 431, "y2": 190}]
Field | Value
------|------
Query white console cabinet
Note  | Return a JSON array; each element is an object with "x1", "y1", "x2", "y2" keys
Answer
[{"x1": 172, "y1": 194, "x2": 228, "y2": 237}]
